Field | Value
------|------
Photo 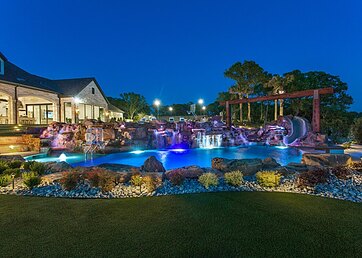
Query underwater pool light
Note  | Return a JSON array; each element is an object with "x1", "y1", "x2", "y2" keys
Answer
[
  {"x1": 59, "y1": 153, "x2": 67, "y2": 162},
  {"x1": 170, "y1": 148, "x2": 187, "y2": 153},
  {"x1": 275, "y1": 145, "x2": 288, "y2": 149},
  {"x1": 130, "y1": 150, "x2": 145, "y2": 154}
]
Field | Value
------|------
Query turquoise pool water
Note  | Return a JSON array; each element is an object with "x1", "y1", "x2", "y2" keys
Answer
[{"x1": 25, "y1": 146, "x2": 302, "y2": 169}]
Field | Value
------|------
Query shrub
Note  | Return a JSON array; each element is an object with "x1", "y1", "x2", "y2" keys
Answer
[
  {"x1": 198, "y1": 173, "x2": 219, "y2": 189},
  {"x1": 256, "y1": 171, "x2": 281, "y2": 187},
  {"x1": 0, "y1": 161, "x2": 9, "y2": 173},
  {"x1": 22, "y1": 161, "x2": 36, "y2": 171},
  {"x1": 85, "y1": 170, "x2": 115, "y2": 192},
  {"x1": 297, "y1": 168, "x2": 329, "y2": 188},
  {"x1": 125, "y1": 168, "x2": 141, "y2": 183},
  {"x1": 130, "y1": 174, "x2": 143, "y2": 187},
  {"x1": 350, "y1": 161, "x2": 362, "y2": 172},
  {"x1": 2, "y1": 168, "x2": 21, "y2": 177},
  {"x1": 0, "y1": 174, "x2": 12, "y2": 187},
  {"x1": 350, "y1": 117, "x2": 362, "y2": 144},
  {"x1": 331, "y1": 166, "x2": 352, "y2": 180},
  {"x1": 168, "y1": 171, "x2": 185, "y2": 186},
  {"x1": 22, "y1": 172, "x2": 41, "y2": 189},
  {"x1": 224, "y1": 171, "x2": 243, "y2": 186},
  {"x1": 8, "y1": 160, "x2": 23, "y2": 169},
  {"x1": 60, "y1": 172, "x2": 81, "y2": 190},
  {"x1": 29, "y1": 162, "x2": 46, "y2": 175},
  {"x1": 142, "y1": 175, "x2": 160, "y2": 192}
]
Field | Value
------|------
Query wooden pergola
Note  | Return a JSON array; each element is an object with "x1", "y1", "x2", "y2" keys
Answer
[{"x1": 219, "y1": 87, "x2": 334, "y2": 132}]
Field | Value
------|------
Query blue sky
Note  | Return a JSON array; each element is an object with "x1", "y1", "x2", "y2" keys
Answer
[{"x1": 1, "y1": 0, "x2": 361, "y2": 111}]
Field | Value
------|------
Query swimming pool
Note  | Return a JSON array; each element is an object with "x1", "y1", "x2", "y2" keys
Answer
[{"x1": 25, "y1": 146, "x2": 302, "y2": 169}]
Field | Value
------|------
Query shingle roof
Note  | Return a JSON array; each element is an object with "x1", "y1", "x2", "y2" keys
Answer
[
  {"x1": 108, "y1": 103, "x2": 124, "y2": 113},
  {"x1": 53, "y1": 78, "x2": 95, "y2": 96},
  {"x1": 0, "y1": 52, "x2": 100, "y2": 97}
]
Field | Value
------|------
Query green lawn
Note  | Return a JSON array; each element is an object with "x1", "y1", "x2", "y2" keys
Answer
[{"x1": 0, "y1": 192, "x2": 361, "y2": 257}]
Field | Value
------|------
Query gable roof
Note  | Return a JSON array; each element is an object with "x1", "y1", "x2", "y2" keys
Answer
[
  {"x1": 0, "y1": 52, "x2": 106, "y2": 100},
  {"x1": 108, "y1": 103, "x2": 124, "y2": 113},
  {"x1": 0, "y1": 52, "x2": 8, "y2": 62},
  {"x1": 53, "y1": 78, "x2": 95, "y2": 96}
]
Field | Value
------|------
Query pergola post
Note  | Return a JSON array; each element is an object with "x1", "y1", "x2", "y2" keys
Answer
[
  {"x1": 225, "y1": 101, "x2": 231, "y2": 129},
  {"x1": 312, "y1": 90, "x2": 320, "y2": 133}
]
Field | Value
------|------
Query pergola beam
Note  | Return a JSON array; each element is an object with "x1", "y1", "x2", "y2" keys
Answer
[
  {"x1": 220, "y1": 87, "x2": 334, "y2": 133},
  {"x1": 220, "y1": 87, "x2": 333, "y2": 105}
]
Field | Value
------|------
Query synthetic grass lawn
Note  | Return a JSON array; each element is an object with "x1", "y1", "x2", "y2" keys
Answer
[{"x1": 0, "y1": 192, "x2": 361, "y2": 258}]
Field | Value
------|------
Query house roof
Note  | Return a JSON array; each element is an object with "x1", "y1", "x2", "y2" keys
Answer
[
  {"x1": 0, "y1": 52, "x2": 109, "y2": 101},
  {"x1": 52, "y1": 78, "x2": 95, "y2": 96},
  {"x1": 108, "y1": 103, "x2": 124, "y2": 113}
]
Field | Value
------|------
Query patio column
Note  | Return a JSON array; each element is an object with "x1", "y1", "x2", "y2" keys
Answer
[{"x1": 14, "y1": 86, "x2": 18, "y2": 124}]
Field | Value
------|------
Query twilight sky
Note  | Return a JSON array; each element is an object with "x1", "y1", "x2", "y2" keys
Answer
[{"x1": 1, "y1": 0, "x2": 361, "y2": 111}]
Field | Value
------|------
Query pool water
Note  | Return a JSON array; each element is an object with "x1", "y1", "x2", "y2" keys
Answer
[{"x1": 25, "y1": 146, "x2": 302, "y2": 170}]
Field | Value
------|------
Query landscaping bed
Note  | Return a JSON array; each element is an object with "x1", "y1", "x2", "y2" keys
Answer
[{"x1": 0, "y1": 154, "x2": 361, "y2": 202}]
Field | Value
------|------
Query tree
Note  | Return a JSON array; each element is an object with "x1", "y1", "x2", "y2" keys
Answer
[
  {"x1": 282, "y1": 70, "x2": 353, "y2": 141},
  {"x1": 264, "y1": 74, "x2": 294, "y2": 120},
  {"x1": 351, "y1": 117, "x2": 362, "y2": 144},
  {"x1": 108, "y1": 92, "x2": 150, "y2": 120},
  {"x1": 225, "y1": 61, "x2": 268, "y2": 122}
]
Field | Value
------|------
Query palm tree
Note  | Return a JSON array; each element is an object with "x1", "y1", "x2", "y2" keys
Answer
[
  {"x1": 225, "y1": 61, "x2": 267, "y2": 123},
  {"x1": 264, "y1": 75, "x2": 294, "y2": 120}
]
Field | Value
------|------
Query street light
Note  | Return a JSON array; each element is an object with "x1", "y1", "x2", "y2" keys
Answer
[
  {"x1": 168, "y1": 106, "x2": 173, "y2": 112},
  {"x1": 198, "y1": 98, "x2": 204, "y2": 105},
  {"x1": 153, "y1": 99, "x2": 161, "y2": 119},
  {"x1": 202, "y1": 106, "x2": 206, "y2": 116}
]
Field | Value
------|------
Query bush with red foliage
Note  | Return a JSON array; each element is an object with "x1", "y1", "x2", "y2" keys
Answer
[
  {"x1": 331, "y1": 166, "x2": 352, "y2": 180},
  {"x1": 296, "y1": 168, "x2": 329, "y2": 188}
]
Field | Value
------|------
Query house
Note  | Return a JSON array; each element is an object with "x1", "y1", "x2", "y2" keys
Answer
[{"x1": 0, "y1": 52, "x2": 123, "y2": 124}]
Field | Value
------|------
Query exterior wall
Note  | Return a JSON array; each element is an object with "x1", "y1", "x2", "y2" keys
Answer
[
  {"x1": 0, "y1": 80, "x2": 123, "y2": 124},
  {"x1": 0, "y1": 82, "x2": 60, "y2": 124},
  {"x1": 0, "y1": 82, "x2": 15, "y2": 123},
  {"x1": 75, "y1": 81, "x2": 108, "y2": 107}
]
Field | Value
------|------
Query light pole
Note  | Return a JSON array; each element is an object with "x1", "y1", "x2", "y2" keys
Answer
[
  {"x1": 202, "y1": 106, "x2": 206, "y2": 115},
  {"x1": 154, "y1": 99, "x2": 161, "y2": 119},
  {"x1": 168, "y1": 106, "x2": 173, "y2": 114},
  {"x1": 197, "y1": 99, "x2": 204, "y2": 117}
]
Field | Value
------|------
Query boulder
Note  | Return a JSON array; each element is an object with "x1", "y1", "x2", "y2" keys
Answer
[
  {"x1": 141, "y1": 156, "x2": 166, "y2": 172},
  {"x1": 302, "y1": 153, "x2": 353, "y2": 167},
  {"x1": 0, "y1": 155, "x2": 25, "y2": 162},
  {"x1": 262, "y1": 157, "x2": 281, "y2": 170},
  {"x1": 44, "y1": 161, "x2": 72, "y2": 173},
  {"x1": 165, "y1": 165, "x2": 204, "y2": 179},
  {"x1": 284, "y1": 162, "x2": 310, "y2": 172},
  {"x1": 212, "y1": 157, "x2": 263, "y2": 176}
]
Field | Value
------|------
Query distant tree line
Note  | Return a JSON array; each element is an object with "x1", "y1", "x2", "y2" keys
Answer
[{"x1": 108, "y1": 60, "x2": 361, "y2": 142}]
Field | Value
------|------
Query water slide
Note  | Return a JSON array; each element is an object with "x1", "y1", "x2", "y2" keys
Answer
[{"x1": 283, "y1": 116, "x2": 309, "y2": 146}]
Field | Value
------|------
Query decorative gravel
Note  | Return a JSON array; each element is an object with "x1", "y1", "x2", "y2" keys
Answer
[{"x1": 1, "y1": 172, "x2": 361, "y2": 203}]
